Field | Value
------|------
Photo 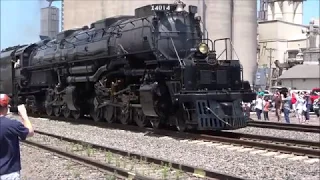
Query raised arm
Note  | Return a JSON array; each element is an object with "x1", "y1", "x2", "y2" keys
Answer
[{"x1": 17, "y1": 104, "x2": 34, "y2": 137}]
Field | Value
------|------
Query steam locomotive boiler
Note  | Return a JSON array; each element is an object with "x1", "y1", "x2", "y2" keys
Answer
[{"x1": 0, "y1": 1, "x2": 255, "y2": 131}]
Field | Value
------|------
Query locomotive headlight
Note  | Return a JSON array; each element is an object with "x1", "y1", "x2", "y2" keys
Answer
[{"x1": 198, "y1": 43, "x2": 208, "y2": 54}]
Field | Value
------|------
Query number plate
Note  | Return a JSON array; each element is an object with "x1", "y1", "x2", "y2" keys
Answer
[{"x1": 151, "y1": 4, "x2": 174, "y2": 12}]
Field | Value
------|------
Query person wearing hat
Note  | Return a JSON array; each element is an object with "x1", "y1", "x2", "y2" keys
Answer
[{"x1": 0, "y1": 94, "x2": 34, "y2": 179}]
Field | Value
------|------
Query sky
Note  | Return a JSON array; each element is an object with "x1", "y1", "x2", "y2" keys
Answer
[{"x1": 0, "y1": 0, "x2": 319, "y2": 49}]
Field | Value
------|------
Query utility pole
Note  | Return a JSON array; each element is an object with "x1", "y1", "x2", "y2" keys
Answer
[{"x1": 265, "y1": 48, "x2": 276, "y2": 89}]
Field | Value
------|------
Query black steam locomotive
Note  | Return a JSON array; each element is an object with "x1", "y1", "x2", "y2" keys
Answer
[{"x1": 0, "y1": 2, "x2": 255, "y2": 131}]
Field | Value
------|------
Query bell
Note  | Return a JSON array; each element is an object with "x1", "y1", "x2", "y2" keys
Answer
[{"x1": 175, "y1": 0, "x2": 185, "y2": 12}]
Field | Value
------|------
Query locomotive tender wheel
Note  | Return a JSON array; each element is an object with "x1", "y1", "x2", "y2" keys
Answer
[
  {"x1": 71, "y1": 110, "x2": 81, "y2": 120},
  {"x1": 133, "y1": 108, "x2": 149, "y2": 127},
  {"x1": 119, "y1": 106, "x2": 131, "y2": 125},
  {"x1": 53, "y1": 107, "x2": 61, "y2": 117},
  {"x1": 104, "y1": 105, "x2": 116, "y2": 123}
]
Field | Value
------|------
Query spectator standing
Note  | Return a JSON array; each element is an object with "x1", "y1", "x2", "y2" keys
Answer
[
  {"x1": 295, "y1": 92, "x2": 306, "y2": 123},
  {"x1": 291, "y1": 92, "x2": 297, "y2": 116},
  {"x1": 304, "y1": 92, "x2": 312, "y2": 122},
  {"x1": 257, "y1": 88, "x2": 265, "y2": 97},
  {"x1": 282, "y1": 92, "x2": 292, "y2": 123},
  {"x1": 263, "y1": 98, "x2": 270, "y2": 121},
  {"x1": 243, "y1": 102, "x2": 251, "y2": 119},
  {"x1": 255, "y1": 95, "x2": 263, "y2": 120},
  {"x1": 273, "y1": 90, "x2": 282, "y2": 121},
  {"x1": 0, "y1": 94, "x2": 34, "y2": 180},
  {"x1": 313, "y1": 98, "x2": 320, "y2": 117}
]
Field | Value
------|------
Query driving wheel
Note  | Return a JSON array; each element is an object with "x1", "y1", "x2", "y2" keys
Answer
[
  {"x1": 63, "y1": 106, "x2": 71, "y2": 118},
  {"x1": 175, "y1": 116, "x2": 187, "y2": 132},
  {"x1": 45, "y1": 104, "x2": 53, "y2": 116},
  {"x1": 119, "y1": 105, "x2": 131, "y2": 125},
  {"x1": 104, "y1": 105, "x2": 116, "y2": 123},
  {"x1": 150, "y1": 117, "x2": 164, "y2": 129},
  {"x1": 90, "y1": 107, "x2": 103, "y2": 122},
  {"x1": 71, "y1": 110, "x2": 81, "y2": 120},
  {"x1": 133, "y1": 108, "x2": 149, "y2": 127},
  {"x1": 53, "y1": 106, "x2": 61, "y2": 117}
]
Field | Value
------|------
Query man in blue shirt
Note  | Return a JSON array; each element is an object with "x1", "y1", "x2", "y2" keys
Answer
[{"x1": 0, "y1": 94, "x2": 34, "y2": 179}]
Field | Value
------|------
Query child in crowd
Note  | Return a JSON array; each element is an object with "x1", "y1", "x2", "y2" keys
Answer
[{"x1": 263, "y1": 98, "x2": 270, "y2": 121}]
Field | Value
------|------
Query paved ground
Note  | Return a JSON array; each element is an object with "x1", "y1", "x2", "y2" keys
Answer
[{"x1": 249, "y1": 112, "x2": 320, "y2": 126}]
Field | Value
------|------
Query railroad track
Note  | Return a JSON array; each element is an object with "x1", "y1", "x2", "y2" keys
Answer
[
  {"x1": 247, "y1": 120, "x2": 320, "y2": 133},
  {"x1": 23, "y1": 114, "x2": 320, "y2": 158},
  {"x1": 28, "y1": 130, "x2": 244, "y2": 180},
  {"x1": 200, "y1": 132, "x2": 320, "y2": 158}
]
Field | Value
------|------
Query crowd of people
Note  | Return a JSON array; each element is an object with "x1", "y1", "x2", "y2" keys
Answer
[{"x1": 244, "y1": 88, "x2": 316, "y2": 124}]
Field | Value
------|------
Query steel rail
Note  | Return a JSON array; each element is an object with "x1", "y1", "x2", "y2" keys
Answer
[
  {"x1": 214, "y1": 131, "x2": 320, "y2": 148},
  {"x1": 33, "y1": 130, "x2": 245, "y2": 180},
  {"x1": 23, "y1": 140, "x2": 152, "y2": 180},
  {"x1": 247, "y1": 120, "x2": 320, "y2": 133},
  {"x1": 193, "y1": 134, "x2": 320, "y2": 158}
]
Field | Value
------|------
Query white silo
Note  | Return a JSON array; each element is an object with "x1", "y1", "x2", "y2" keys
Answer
[
  {"x1": 267, "y1": 1, "x2": 283, "y2": 20},
  {"x1": 205, "y1": 0, "x2": 233, "y2": 60},
  {"x1": 293, "y1": 1, "x2": 303, "y2": 24},
  {"x1": 282, "y1": 0, "x2": 303, "y2": 24},
  {"x1": 266, "y1": 0, "x2": 304, "y2": 24},
  {"x1": 282, "y1": 1, "x2": 294, "y2": 22},
  {"x1": 233, "y1": 0, "x2": 257, "y2": 85}
]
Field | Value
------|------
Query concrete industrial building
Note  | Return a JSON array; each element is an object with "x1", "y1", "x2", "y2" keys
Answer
[
  {"x1": 40, "y1": 6, "x2": 60, "y2": 39},
  {"x1": 256, "y1": 0, "x2": 320, "y2": 88},
  {"x1": 257, "y1": 19, "x2": 319, "y2": 87},
  {"x1": 258, "y1": 20, "x2": 309, "y2": 67},
  {"x1": 277, "y1": 20, "x2": 320, "y2": 90},
  {"x1": 61, "y1": 0, "x2": 258, "y2": 85}
]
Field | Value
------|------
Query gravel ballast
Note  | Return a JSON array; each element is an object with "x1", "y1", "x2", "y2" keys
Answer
[
  {"x1": 20, "y1": 144, "x2": 113, "y2": 179},
  {"x1": 13, "y1": 115, "x2": 320, "y2": 180},
  {"x1": 28, "y1": 133, "x2": 201, "y2": 180}
]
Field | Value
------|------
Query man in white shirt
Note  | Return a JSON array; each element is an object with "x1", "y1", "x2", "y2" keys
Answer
[{"x1": 255, "y1": 95, "x2": 263, "y2": 120}]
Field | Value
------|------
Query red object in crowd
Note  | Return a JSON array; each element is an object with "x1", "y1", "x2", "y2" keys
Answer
[
  {"x1": 291, "y1": 93, "x2": 297, "y2": 104},
  {"x1": 310, "y1": 88, "x2": 320, "y2": 103},
  {"x1": 0, "y1": 94, "x2": 10, "y2": 107}
]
